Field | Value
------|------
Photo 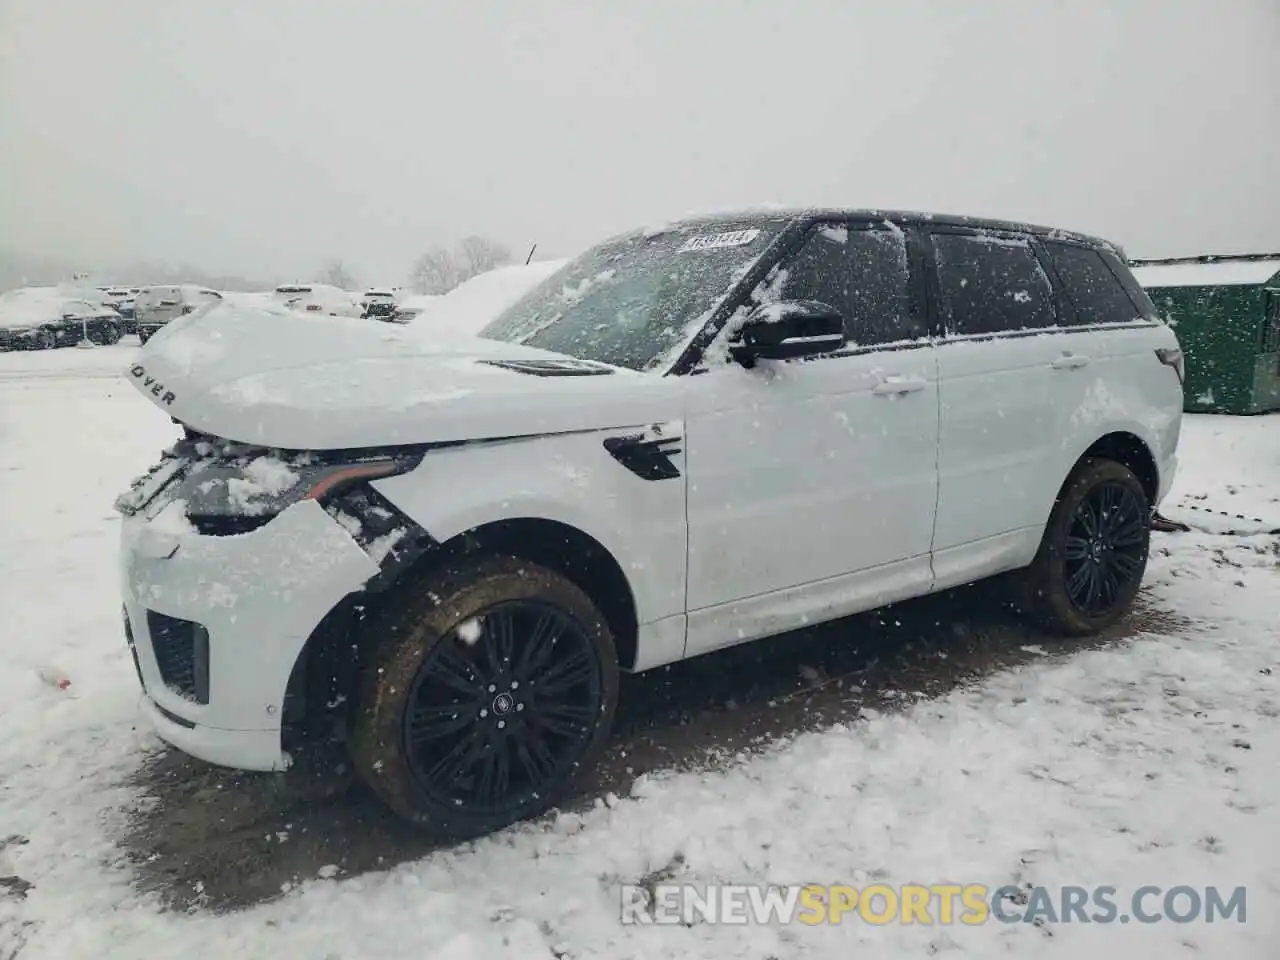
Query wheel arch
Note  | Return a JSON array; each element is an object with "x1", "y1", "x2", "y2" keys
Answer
[
  {"x1": 281, "y1": 516, "x2": 642, "y2": 750},
  {"x1": 434, "y1": 517, "x2": 641, "y2": 671},
  {"x1": 1072, "y1": 430, "x2": 1159, "y2": 507}
]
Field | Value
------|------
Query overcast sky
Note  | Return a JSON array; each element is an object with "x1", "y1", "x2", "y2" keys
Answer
[{"x1": 2, "y1": 0, "x2": 1277, "y2": 284}]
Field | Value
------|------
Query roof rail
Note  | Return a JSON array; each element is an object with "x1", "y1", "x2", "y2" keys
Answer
[{"x1": 1128, "y1": 252, "x2": 1280, "y2": 266}]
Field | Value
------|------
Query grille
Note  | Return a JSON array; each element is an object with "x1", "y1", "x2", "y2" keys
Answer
[{"x1": 145, "y1": 611, "x2": 210, "y2": 704}]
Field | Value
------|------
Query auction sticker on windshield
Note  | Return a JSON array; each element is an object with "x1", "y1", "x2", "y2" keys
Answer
[{"x1": 678, "y1": 229, "x2": 761, "y2": 252}]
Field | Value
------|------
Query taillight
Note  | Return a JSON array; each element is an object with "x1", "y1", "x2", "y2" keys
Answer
[{"x1": 1156, "y1": 347, "x2": 1185, "y2": 386}]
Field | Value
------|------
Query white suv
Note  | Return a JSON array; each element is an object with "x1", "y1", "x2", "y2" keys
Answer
[{"x1": 115, "y1": 209, "x2": 1183, "y2": 838}]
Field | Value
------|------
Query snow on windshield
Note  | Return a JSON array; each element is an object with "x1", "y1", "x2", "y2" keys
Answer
[{"x1": 480, "y1": 220, "x2": 787, "y2": 371}]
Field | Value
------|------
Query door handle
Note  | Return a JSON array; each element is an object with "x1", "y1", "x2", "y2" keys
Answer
[
  {"x1": 1050, "y1": 353, "x2": 1090, "y2": 370},
  {"x1": 872, "y1": 376, "x2": 927, "y2": 396}
]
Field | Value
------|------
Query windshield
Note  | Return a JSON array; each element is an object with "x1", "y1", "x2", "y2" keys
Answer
[{"x1": 479, "y1": 219, "x2": 786, "y2": 371}]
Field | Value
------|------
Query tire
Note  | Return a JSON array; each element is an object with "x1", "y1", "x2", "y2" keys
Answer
[
  {"x1": 1021, "y1": 458, "x2": 1151, "y2": 635},
  {"x1": 101, "y1": 323, "x2": 121, "y2": 345},
  {"x1": 350, "y1": 555, "x2": 620, "y2": 838},
  {"x1": 36, "y1": 328, "x2": 57, "y2": 350},
  {"x1": 137, "y1": 328, "x2": 150, "y2": 345}
]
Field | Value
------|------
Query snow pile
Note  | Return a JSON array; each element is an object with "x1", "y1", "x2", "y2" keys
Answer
[
  {"x1": 412, "y1": 259, "x2": 568, "y2": 337},
  {"x1": 225, "y1": 456, "x2": 301, "y2": 514},
  {"x1": 395, "y1": 294, "x2": 440, "y2": 313},
  {"x1": 0, "y1": 299, "x2": 63, "y2": 329},
  {"x1": 0, "y1": 295, "x2": 96, "y2": 330}
]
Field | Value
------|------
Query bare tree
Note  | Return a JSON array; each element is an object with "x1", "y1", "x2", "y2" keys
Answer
[
  {"x1": 409, "y1": 235, "x2": 513, "y2": 295},
  {"x1": 410, "y1": 247, "x2": 463, "y2": 295},
  {"x1": 320, "y1": 259, "x2": 356, "y2": 290},
  {"x1": 457, "y1": 235, "x2": 512, "y2": 278}
]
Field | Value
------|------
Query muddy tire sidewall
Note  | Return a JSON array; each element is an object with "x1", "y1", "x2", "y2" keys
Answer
[
  {"x1": 1023, "y1": 458, "x2": 1151, "y2": 636},
  {"x1": 349, "y1": 554, "x2": 620, "y2": 838}
]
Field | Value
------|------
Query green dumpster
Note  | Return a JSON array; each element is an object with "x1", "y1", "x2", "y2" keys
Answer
[{"x1": 1130, "y1": 254, "x2": 1280, "y2": 414}]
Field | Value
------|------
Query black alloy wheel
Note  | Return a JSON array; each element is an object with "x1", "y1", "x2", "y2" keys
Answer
[
  {"x1": 402, "y1": 600, "x2": 605, "y2": 813},
  {"x1": 1019, "y1": 457, "x2": 1151, "y2": 635},
  {"x1": 350, "y1": 555, "x2": 619, "y2": 837},
  {"x1": 1062, "y1": 480, "x2": 1148, "y2": 616}
]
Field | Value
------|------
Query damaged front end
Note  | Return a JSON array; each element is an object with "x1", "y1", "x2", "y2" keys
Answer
[
  {"x1": 118, "y1": 427, "x2": 431, "y2": 562},
  {"x1": 116, "y1": 426, "x2": 441, "y2": 752}
]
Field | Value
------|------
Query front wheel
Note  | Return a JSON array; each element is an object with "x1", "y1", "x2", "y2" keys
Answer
[
  {"x1": 350, "y1": 555, "x2": 619, "y2": 838},
  {"x1": 1021, "y1": 458, "x2": 1151, "y2": 635}
]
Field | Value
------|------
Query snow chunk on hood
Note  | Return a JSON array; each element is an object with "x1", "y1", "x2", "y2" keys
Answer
[{"x1": 226, "y1": 456, "x2": 301, "y2": 514}]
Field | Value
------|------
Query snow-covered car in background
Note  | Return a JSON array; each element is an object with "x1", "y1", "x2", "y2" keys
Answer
[
  {"x1": 360, "y1": 288, "x2": 403, "y2": 320},
  {"x1": 0, "y1": 290, "x2": 124, "y2": 350},
  {"x1": 135, "y1": 285, "x2": 223, "y2": 343},
  {"x1": 115, "y1": 208, "x2": 1183, "y2": 839},
  {"x1": 389, "y1": 259, "x2": 568, "y2": 330},
  {"x1": 271, "y1": 283, "x2": 363, "y2": 318},
  {"x1": 100, "y1": 287, "x2": 140, "y2": 333}
]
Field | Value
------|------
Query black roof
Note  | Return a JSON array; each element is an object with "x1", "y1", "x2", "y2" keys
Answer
[{"x1": 633, "y1": 206, "x2": 1118, "y2": 253}]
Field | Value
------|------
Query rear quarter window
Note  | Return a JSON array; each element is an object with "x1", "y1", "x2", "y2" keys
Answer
[{"x1": 1043, "y1": 242, "x2": 1147, "y2": 325}]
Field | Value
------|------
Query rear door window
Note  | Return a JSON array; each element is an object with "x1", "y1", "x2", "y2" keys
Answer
[
  {"x1": 932, "y1": 233, "x2": 1057, "y2": 335},
  {"x1": 1043, "y1": 241, "x2": 1143, "y2": 326},
  {"x1": 774, "y1": 223, "x2": 926, "y2": 347}
]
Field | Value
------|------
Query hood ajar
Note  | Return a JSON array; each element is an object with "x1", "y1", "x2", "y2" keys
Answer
[{"x1": 124, "y1": 301, "x2": 685, "y2": 450}]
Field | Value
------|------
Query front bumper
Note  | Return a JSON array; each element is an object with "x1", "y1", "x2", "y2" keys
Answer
[{"x1": 121, "y1": 498, "x2": 380, "y2": 771}]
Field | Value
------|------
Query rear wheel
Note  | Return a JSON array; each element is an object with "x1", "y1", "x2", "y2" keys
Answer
[
  {"x1": 350, "y1": 555, "x2": 619, "y2": 838},
  {"x1": 35, "y1": 327, "x2": 57, "y2": 350},
  {"x1": 1021, "y1": 458, "x2": 1151, "y2": 635},
  {"x1": 137, "y1": 328, "x2": 151, "y2": 345}
]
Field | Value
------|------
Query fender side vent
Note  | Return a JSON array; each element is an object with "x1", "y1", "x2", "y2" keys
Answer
[{"x1": 603, "y1": 434, "x2": 683, "y2": 481}]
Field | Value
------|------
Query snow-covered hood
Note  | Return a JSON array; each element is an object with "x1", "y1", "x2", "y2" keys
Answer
[{"x1": 126, "y1": 301, "x2": 681, "y2": 449}]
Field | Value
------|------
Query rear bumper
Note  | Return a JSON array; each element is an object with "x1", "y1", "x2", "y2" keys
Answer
[
  {"x1": 1157, "y1": 452, "x2": 1178, "y2": 507},
  {"x1": 121, "y1": 499, "x2": 380, "y2": 771}
]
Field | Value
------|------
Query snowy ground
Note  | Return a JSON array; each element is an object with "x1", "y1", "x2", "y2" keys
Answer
[{"x1": 0, "y1": 344, "x2": 1277, "y2": 959}]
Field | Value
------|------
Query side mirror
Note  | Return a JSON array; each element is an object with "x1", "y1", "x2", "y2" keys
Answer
[{"x1": 730, "y1": 299, "x2": 847, "y2": 365}]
